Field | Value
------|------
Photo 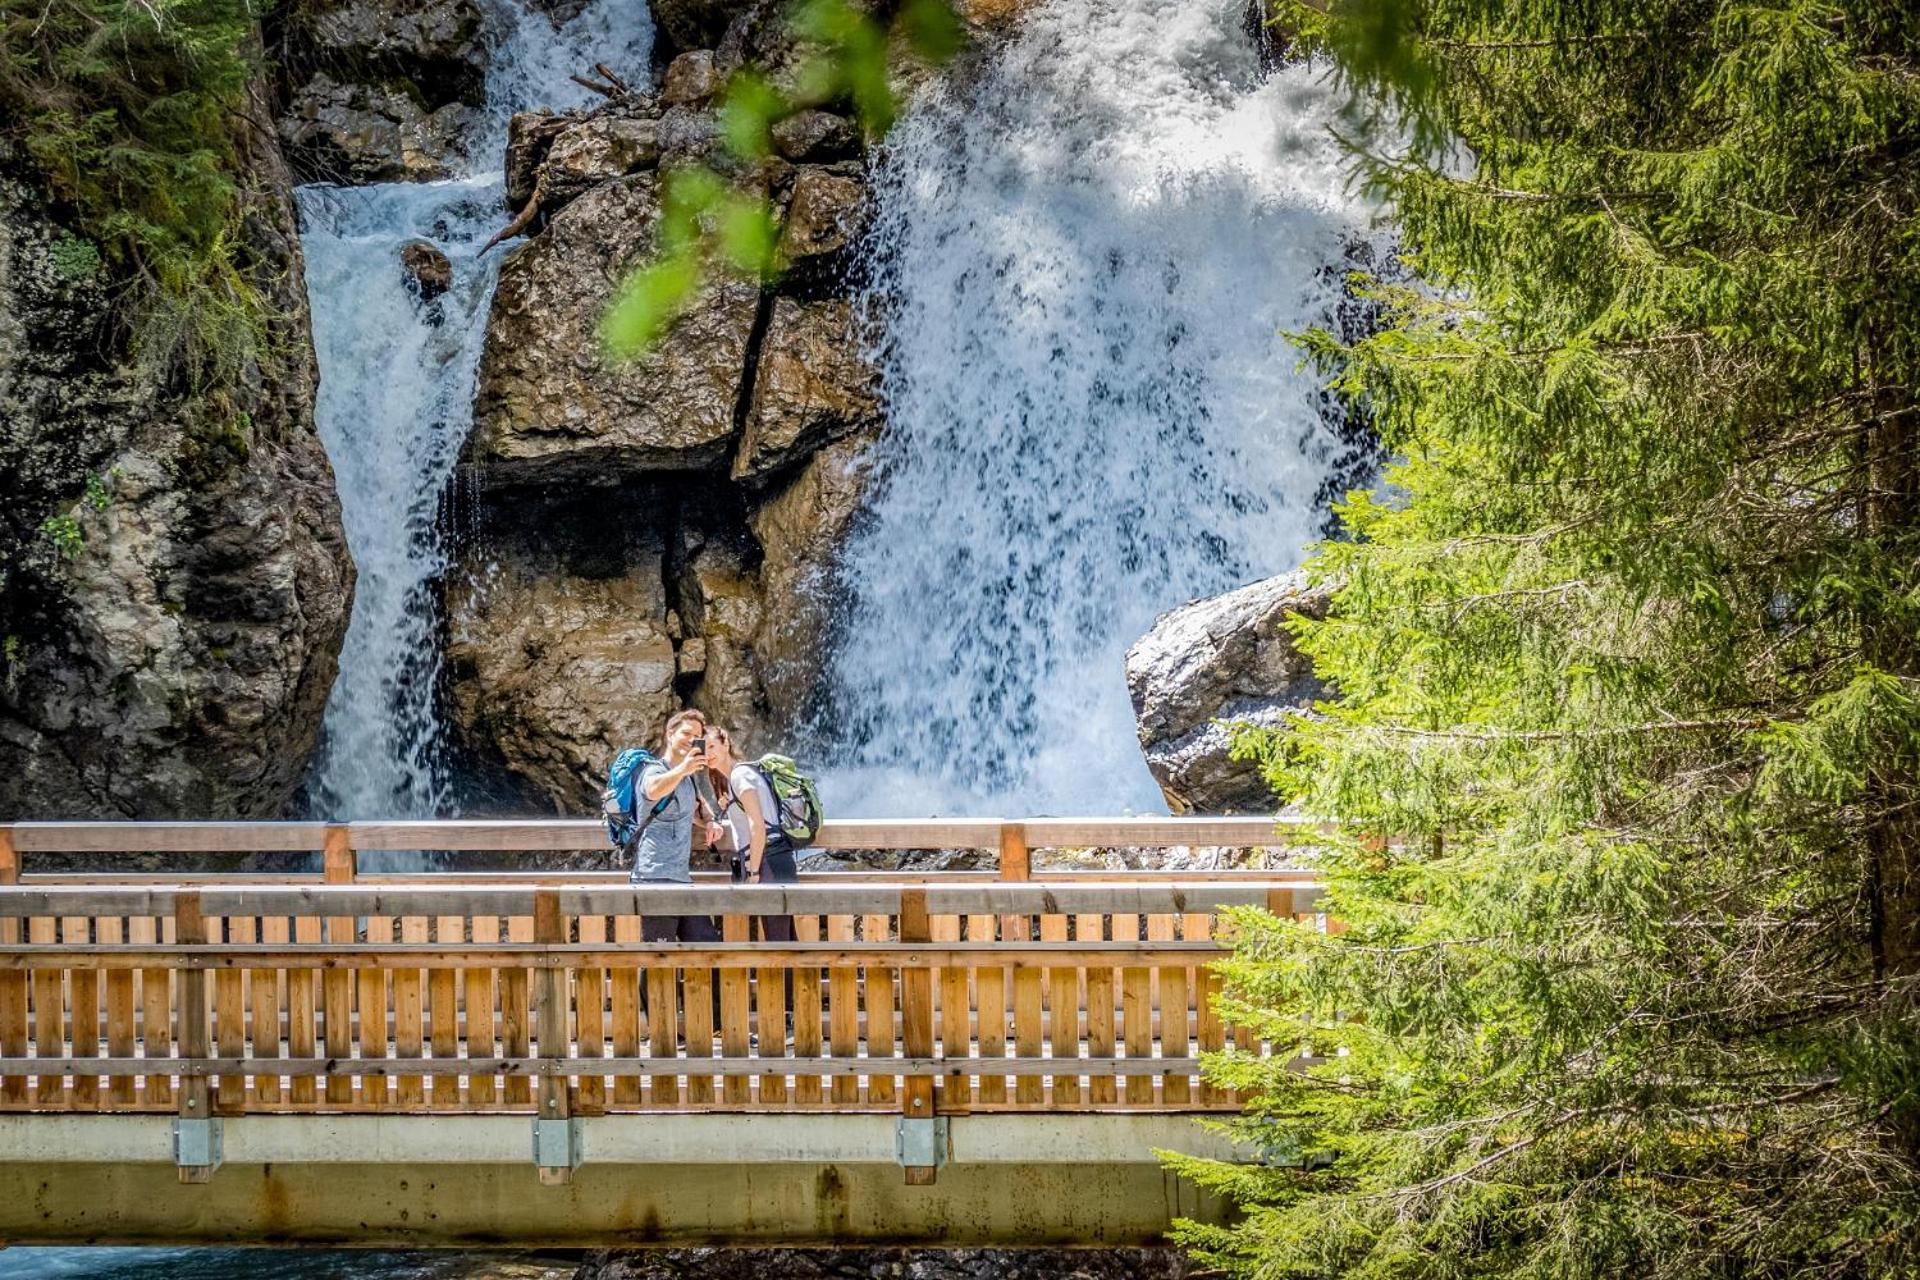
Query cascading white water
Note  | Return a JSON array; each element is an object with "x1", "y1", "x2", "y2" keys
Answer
[
  {"x1": 300, "y1": 0, "x2": 653, "y2": 818},
  {"x1": 819, "y1": 0, "x2": 1378, "y2": 816}
]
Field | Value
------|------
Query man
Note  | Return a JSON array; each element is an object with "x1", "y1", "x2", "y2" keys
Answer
[{"x1": 633, "y1": 708, "x2": 725, "y2": 942}]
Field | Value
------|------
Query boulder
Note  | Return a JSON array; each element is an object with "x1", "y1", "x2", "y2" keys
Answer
[
  {"x1": 295, "y1": 0, "x2": 487, "y2": 78},
  {"x1": 662, "y1": 50, "x2": 722, "y2": 106},
  {"x1": 748, "y1": 427, "x2": 881, "y2": 717},
  {"x1": 0, "y1": 107, "x2": 353, "y2": 820},
  {"x1": 1124, "y1": 570, "x2": 1332, "y2": 814},
  {"x1": 399, "y1": 240, "x2": 452, "y2": 300},
  {"x1": 278, "y1": 74, "x2": 477, "y2": 182},
  {"x1": 649, "y1": 0, "x2": 757, "y2": 59},
  {"x1": 539, "y1": 116, "x2": 662, "y2": 207},
  {"x1": 504, "y1": 110, "x2": 569, "y2": 211},
  {"x1": 445, "y1": 558, "x2": 678, "y2": 808},
  {"x1": 471, "y1": 173, "x2": 760, "y2": 487},
  {"x1": 734, "y1": 297, "x2": 880, "y2": 484},
  {"x1": 675, "y1": 535, "x2": 770, "y2": 744},
  {"x1": 771, "y1": 109, "x2": 859, "y2": 162},
  {"x1": 777, "y1": 165, "x2": 871, "y2": 284}
]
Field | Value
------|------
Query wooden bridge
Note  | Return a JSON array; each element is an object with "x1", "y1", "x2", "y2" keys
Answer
[{"x1": 0, "y1": 817, "x2": 1328, "y2": 1247}]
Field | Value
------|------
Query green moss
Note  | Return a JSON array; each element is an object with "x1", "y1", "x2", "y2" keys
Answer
[{"x1": 47, "y1": 230, "x2": 100, "y2": 280}]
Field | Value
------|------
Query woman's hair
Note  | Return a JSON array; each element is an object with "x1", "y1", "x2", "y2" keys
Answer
[{"x1": 706, "y1": 724, "x2": 736, "y2": 800}]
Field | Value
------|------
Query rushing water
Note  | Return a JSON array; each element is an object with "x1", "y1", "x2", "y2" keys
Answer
[
  {"x1": 815, "y1": 0, "x2": 1376, "y2": 816},
  {"x1": 300, "y1": 0, "x2": 654, "y2": 820}
]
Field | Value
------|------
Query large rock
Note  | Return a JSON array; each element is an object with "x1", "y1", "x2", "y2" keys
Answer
[
  {"x1": 1125, "y1": 570, "x2": 1332, "y2": 814},
  {"x1": 538, "y1": 116, "x2": 662, "y2": 207},
  {"x1": 734, "y1": 298, "x2": 880, "y2": 484},
  {"x1": 0, "y1": 111, "x2": 352, "y2": 819},
  {"x1": 649, "y1": 0, "x2": 758, "y2": 59},
  {"x1": 748, "y1": 427, "x2": 880, "y2": 716},
  {"x1": 471, "y1": 173, "x2": 761, "y2": 487},
  {"x1": 446, "y1": 549, "x2": 678, "y2": 808},
  {"x1": 273, "y1": 0, "x2": 488, "y2": 182},
  {"x1": 777, "y1": 165, "x2": 871, "y2": 285}
]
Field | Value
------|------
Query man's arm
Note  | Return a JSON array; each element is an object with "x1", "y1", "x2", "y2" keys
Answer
[{"x1": 640, "y1": 754, "x2": 701, "y2": 802}]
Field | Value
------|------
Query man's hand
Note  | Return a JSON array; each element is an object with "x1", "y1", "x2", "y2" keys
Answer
[{"x1": 705, "y1": 820, "x2": 727, "y2": 849}]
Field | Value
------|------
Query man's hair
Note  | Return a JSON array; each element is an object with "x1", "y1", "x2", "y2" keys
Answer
[{"x1": 664, "y1": 709, "x2": 707, "y2": 740}]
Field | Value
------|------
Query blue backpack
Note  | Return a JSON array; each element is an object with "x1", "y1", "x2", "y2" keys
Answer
[{"x1": 602, "y1": 748, "x2": 672, "y2": 852}]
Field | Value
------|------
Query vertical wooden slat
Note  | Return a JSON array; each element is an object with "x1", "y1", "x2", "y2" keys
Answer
[
  {"x1": 29, "y1": 916, "x2": 63, "y2": 1107},
  {"x1": 720, "y1": 914, "x2": 751, "y2": 1106},
  {"x1": 826, "y1": 915, "x2": 859, "y2": 1105},
  {"x1": 684, "y1": 961, "x2": 716, "y2": 1106},
  {"x1": 133, "y1": 915, "x2": 171, "y2": 1108},
  {"x1": 1085, "y1": 961, "x2": 1117, "y2": 1106},
  {"x1": 212, "y1": 914, "x2": 247, "y2": 1114},
  {"x1": 756, "y1": 950, "x2": 788, "y2": 1107},
  {"x1": 466, "y1": 914, "x2": 500, "y2": 1107},
  {"x1": 1123, "y1": 962, "x2": 1154, "y2": 1107},
  {"x1": 1042, "y1": 913, "x2": 1077, "y2": 1107},
  {"x1": 646, "y1": 961, "x2": 680, "y2": 1109},
  {"x1": 576, "y1": 912, "x2": 607, "y2": 1115},
  {"x1": 899, "y1": 888, "x2": 937, "y2": 1184},
  {"x1": 502, "y1": 913, "x2": 533, "y2": 1107},
  {"x1": 532, "y1": 891, "x2": 572, "y2": 1184},
  {"x1": 175, "y1": 894, "x2": 212, "y2": 1182},
  {"x1": 0, "y1": 830, "x2": 23, "y2": 1107},
  {"x1": 998, "y1": 823, "x2": 1029, "y2": 946},
  {"x1": 288, "y1": 915, "x2": 320, "y2": 1107},
  {"x1": 1012, "y1": 961, "x2": 1044, "y2": 1106},
  {"x1": 253, "y1": 915, "x2": 287, "y2": 1106},
  {"x1": 395, "y1": 915, "x2": 427, "y2": 1108},
  {"x1": 323, "y1": 826, "x2": 356, "y2": 1109},
  {"x1": 611, "y1": 914, "x2": 642, "y2": 1107},
  {"x1": 359, "y1": 914, "x2": 393, "y2": 1108},
  {"x1": 1192, "y1": 913, "x2": 1225, "y2": 1106},
  {"x1": 974, "y1": 950, "x2": 1007, "y2": 1106},
  {"x1": 1155, "y1": 913, "x2": 1190, "y2": 1105},
  {"x1": 62, "y1": 913, "x2": 97, "y2": 1109},
  {"x1": 431, "y1": 915, "x2": 462, "y2": 1111},
  {"x1": 933, "y1": 913, "x2": 970, "y2": 1110},
  {"x1": 101, "y1": 915, "x2": 134, "y2": 1107},
  {"x1": 792, "y1": 930, "x2": 823, "y2": 1106},
  {"x1": 865, "y1": 961, "x2": 896, "y2": 1106}
]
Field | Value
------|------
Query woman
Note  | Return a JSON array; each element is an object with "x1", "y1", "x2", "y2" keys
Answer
[{"x1": 706, "y1": 725, "x2": 797, "y2": 945}]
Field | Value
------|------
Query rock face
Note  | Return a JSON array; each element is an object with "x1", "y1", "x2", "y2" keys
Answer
[
  {"x1": 1125, "y1": 570, "x2": 1332, "y2": 814},
  {"x1": 472, "y1": 174, "x2": 762, "y2": 487},
  {"x1": 448, "y1": 13, "x2": 889, "y2": 809},
  {"x1": 0, "y1": 116, "x2": 353, "y2": 819},
  {"x1": 271, "y1": 0, "x2": 489, "y2": 182}
]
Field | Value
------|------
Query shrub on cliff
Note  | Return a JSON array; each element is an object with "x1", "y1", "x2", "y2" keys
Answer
[{"x1": 1170, "y1": 1, "x2": 1920, "y2": 1276}]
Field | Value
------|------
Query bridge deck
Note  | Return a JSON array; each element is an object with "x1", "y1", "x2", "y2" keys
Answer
[{"x1": 0, "y1": 818, "x2": 1328, "y2": 1246}]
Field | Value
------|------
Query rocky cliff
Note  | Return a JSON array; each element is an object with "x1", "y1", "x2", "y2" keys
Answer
[
  {"x1": 446, "y1": 10, "x2": 887, "y2": 809},
  {"x1": 0, "y1": 104, "x2": 353, "y2": 819}
]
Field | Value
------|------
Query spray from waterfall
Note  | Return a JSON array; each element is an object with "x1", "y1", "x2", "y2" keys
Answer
[
  {"x1": 817, "y1": 0, "x2": 1380, "y2": 816},
  {"x1": 300, "y1": 0, "x2": 653, "y2": 819}
]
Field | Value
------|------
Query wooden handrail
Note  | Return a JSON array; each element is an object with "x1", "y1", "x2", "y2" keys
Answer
[{"x1": 0, "y1": 815, "x2": 1327, "y2": 855}]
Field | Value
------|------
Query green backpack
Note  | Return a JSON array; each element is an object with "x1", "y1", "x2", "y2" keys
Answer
[{"x1": 752, "y1": 754, "x2": 823, "y2": 847}]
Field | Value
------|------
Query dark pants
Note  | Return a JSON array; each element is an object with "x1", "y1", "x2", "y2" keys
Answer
[{"x1": 637, "y1": 905, "x2": 720, "y2": 1026}]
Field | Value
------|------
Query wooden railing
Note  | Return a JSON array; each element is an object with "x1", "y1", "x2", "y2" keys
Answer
[{"x1": 0, "y1": 820, "x2": 1326, "y2": 1146}]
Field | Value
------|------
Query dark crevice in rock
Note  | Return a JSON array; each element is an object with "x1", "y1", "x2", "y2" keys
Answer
[{"x1": 731, "y1": 285, "x2": 781, "y2": 454}]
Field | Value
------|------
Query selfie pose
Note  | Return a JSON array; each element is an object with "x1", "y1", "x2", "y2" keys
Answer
[{"x1": 632, "y1": 709, "x2": 726, "y2": 942}]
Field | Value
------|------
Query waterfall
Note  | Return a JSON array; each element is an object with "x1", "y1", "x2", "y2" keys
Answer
[
  {"x1": 818, "y1": 0, "x2": 1378, "y2": 816},
  {"x1": 299, "y1": 0, "x2": 654, "y2": 819}
]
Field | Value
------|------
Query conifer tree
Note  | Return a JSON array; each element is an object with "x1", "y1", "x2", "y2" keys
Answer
[{"x1": 1170, "y1": 1, "x2": 1920, "y2": 1275}]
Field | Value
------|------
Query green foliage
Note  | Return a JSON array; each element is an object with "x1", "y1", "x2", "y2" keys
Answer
[
  {"x1": 603, "y1": 0, "x2": 964, "y2": 360},
  {"x1": 47, "y1": 230, "x2": 101, "y2": 279},
  {"x1": 83, "y1": 469, "x2": 114, "y2": 510},
  {"x1": 39, "y1": 513, "x2": 82, "y2": 559},
  {"x1": 1, "y1": 0, "x2": 269, "y2": 392},
  {"x1": 1179, "y1": 2, "x2": 1920, "y2": 1277}
]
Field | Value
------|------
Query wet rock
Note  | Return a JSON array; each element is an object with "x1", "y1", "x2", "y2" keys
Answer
[
  {"x1": 540, "y1": 116, "x2": 662, "y2": 206},
  {"x1": 399, "y1": 240, "x2": 452, "y2": 300},
  {"x1": 662, "y1": 50, "x2": 723, "y2": 105},
  {"x1": 734, "y1": 298, "x2": 881, "y2": 484},
  {"x1": 777, "y1": 165, "x2": 871, "y2": 282},
  {"x1": 296, "y1": 0, "x2": 487, "y2": 77},
  {"x1": 675, "y1": 534, "x2": 770, "y2": 744},
  {"x1": 649, "y1": 0, "x2": 756, "y2": 59},
  {"x1": 471, "y1": 172, "x2": 760, "y2": 487},
  {"x1": 1125, "y1": 569, "x2": 1332, "y2": 814},
  {"x1": 748, "y1": 427, "x2": 881, "y2": 716},
  {"x1": 446, "y1": 555, "x2": 678, "y2": 808},
  {"x1": 505, "y1": 110, "x2": 569, "y2": 211},
  {"x1": 279, "y1": 73, "x2": 477, "y2": 182},
  {"x1": 771, "y1": 109, "x2": 860, "y2": 162},
  {"x1": 657, "y1": 102, "x2": 727, "y2": 166},
  {"x1": 0, "y1": 105, "x2": 352, "y2": 819}
]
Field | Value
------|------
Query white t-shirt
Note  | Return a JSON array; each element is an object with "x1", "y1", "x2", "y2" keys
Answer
[{"x1": 724, "y1": 762, "x2": 783, "y2": 851}]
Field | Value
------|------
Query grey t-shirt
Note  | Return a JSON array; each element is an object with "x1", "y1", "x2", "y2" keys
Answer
[
  {"x1": 630, "y1": 762, "x2": 696, "y2": 883},
  {"x1": 724, "y1": 762, "x2": 783, "y2": 851}
]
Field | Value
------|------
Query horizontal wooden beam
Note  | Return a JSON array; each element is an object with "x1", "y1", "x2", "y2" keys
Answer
[
  {"x1": 0, "y1": 942, "x2": 1227, "y2": 970},
  {"x1": 2, "y1": 816, "x2": 1327, "y2": 855},
  {"x1": 0, "y1": 1056, "x2": 1220, "y2": 1078},
  {"x1": 0, "y1": 880, "x2": 1321, "y2": 919}
]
